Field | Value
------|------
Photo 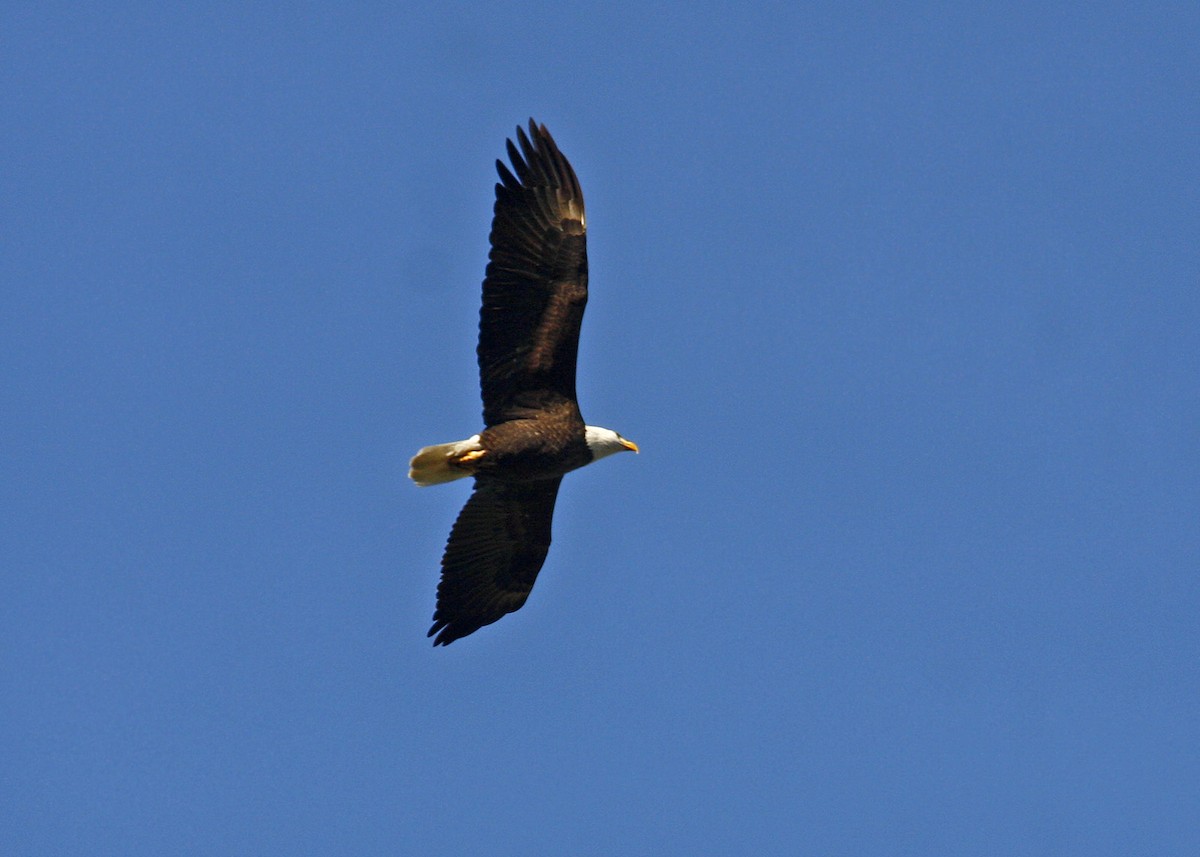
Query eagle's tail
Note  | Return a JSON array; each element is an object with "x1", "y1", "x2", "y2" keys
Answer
[{"x1": 408, "y1": 435, "x2": 483, "y2": 486}]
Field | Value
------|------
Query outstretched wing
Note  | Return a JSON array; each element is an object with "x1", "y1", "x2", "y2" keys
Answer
[
  {"x1": 428, "y1": 476, "x2": 564, "y2": 646},
  {"x1": 479, "y1": 120, "x2": 588, "y2": 427}
]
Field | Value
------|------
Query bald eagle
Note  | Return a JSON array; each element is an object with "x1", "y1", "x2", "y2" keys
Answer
[{"x1": 410, "y1": 120, "x2": 637, "y2": 646}]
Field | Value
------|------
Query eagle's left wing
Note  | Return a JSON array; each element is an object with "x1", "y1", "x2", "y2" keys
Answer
[{"x1": 428, "y1": 475, "x2": 563, "y2": 646}]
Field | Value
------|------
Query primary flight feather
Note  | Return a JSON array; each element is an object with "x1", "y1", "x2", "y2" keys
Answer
[{"x1": 410, "y1": 120, "x2": 637, "y2": 646}]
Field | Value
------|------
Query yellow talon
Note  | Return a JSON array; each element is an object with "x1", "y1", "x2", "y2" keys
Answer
[{"x1": 457, "y1": 450, "x2": 486, "y2": 465}]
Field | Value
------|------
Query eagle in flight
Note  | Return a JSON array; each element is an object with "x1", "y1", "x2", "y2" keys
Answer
[{"x1": 410, "y1": 120, "x2": 637, "y2": 645}]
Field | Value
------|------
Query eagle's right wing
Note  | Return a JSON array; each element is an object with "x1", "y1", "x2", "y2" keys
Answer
[{"x1": 478, "y1": 120, "x2": 588, "y2": 428}]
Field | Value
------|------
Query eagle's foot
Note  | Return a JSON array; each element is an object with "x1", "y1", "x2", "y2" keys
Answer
[{"x1": 456, "y1": 450, "x2": 486, "y2": 466}]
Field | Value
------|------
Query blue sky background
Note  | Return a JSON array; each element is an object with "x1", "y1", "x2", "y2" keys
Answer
[{"x1": 3, "y1": 3, "x2": 1198, "y2": 854}]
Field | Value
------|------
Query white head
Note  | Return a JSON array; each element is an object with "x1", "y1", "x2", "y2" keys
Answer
[{"x1": 584, "y1": 425, "x2": 639, "y2": 461}]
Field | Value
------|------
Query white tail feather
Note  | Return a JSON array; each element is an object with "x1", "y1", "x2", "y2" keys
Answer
[{"x1": 408, "y1": 435, "x2": 482, "y2": 486}]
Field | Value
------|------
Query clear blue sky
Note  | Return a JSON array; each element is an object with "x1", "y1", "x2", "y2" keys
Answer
[{"x1": 3, "y1": 3, "x2": 1198, "y2": 854}]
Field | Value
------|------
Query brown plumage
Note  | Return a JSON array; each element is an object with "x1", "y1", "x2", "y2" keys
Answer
[{"x1": 411, "y1": 120, "x2": 637, "y2": 646}]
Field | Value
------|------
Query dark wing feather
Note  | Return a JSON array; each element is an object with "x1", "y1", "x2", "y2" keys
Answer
[
  {"x1": 428, "y1": 476, "x2": 563, "y2": 646},
  {"x1": 479, "y1": 119, "x2": 588, "y2": 427}
]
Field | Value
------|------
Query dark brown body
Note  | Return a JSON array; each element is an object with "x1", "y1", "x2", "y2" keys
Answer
[{"x1": 476, "y1": 402, "x2": 592, "y2": 482}]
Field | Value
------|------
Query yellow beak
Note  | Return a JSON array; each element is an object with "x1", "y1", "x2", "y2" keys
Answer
[{"x1": 621, "y1": 438, "x2": 640, "y2": 454}]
